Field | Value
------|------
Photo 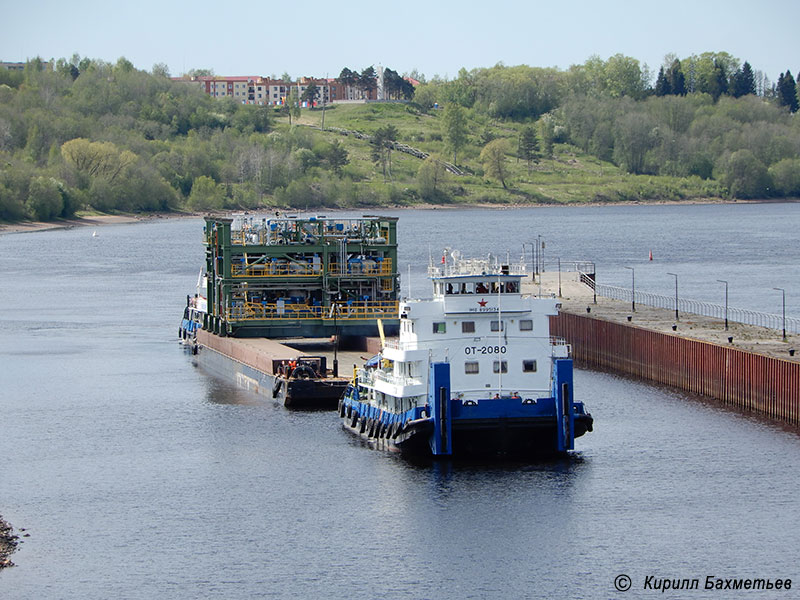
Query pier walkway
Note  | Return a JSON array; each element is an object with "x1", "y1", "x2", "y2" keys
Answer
[{"x1": 525, "y1": 272, "x2": 798, "y2": 363}]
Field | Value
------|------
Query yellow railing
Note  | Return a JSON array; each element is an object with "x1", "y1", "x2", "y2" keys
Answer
[
  {"x1": 231, "y1": 258, "x2": 393, "y2": 278},
  {"x1": 228, "y1": 301, "x2": 398, "y2": 321},
  {"x1": 328, "y1": 259, "x2": 393, "y2": 276},
  {"x1": 231, "y1": 263, "x2": 321, "y2": 277}
]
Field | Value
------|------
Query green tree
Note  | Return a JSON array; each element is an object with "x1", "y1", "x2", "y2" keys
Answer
[
  {"x1": 708, "y1": 59, "x2": 729, "y2": 101},
  {"x1": 383, "y1": 68, "x2": 414, "y2": 100},
  {"x1": 26, "y1": 176, "x2": 63, "y2": 220},
  {"x1": 537, "y1": 115, "x2": 555, "y2": 158},
  {"x1": 61, "y1": 138, "x2": 137, "y2": 183},
  {"x1": 371, "y1": 125, "x2": 398, "y2": 181},
  {"x1": 416, "y1": 155, "x2": 449, "y2": 202},
  {"x1": 188, "y1": 175, "x2": 225, "y2": 209},
  {"x1": 338, "y1": 67, "x2": 356, "y2": 87},
  {"x1": 517, "y1": 126, "x2": 539, "y2": 173},
  {"x1": 603, "y1": 54, "x2": 650, "y2": 99},
  {"x1": 442, "y1": 103, "x2": 468, "y2": 165},
  {"x1": 152, "y1": 63, "x2": 170, "y2": 78},
  {"x1": 613, "y1": 111, "x2": 658, "y2": 174},
  {"x1": 324, "y1": 140, "x2": 349, "y2": 176},
  {"x1": 301, "y1": 82, "x2": 319, "y2": 107},
  {"x1": 687, "y1": 52, "x2": 739, "y2": 96},
  {"x1": 719, "y1": 149, "x2": 770, "y2": 198},
  {"x1": 480, "y1": 139, "x2": 511, "y2": 189},
  {"x1": 412, "y1": 84, "x2": 437, "y2": 112},
  {"x1": 359, "y1": 66, "x2": 377, "y2": 98},
  {"x1": 231, "y1": 104, "x2": 271, "y2": 133},
  {"x1": 281, "y1": 88, "x2": 301, "y2": 125},
  {"x1": 667, "y1": 59, "x2": 686, "y2": 96},
  {"x1": 777, "y1": 71, "x2": 799, "y2": 112},
  {"x1": 655, "y1": 67, "x2": 671, "y2": 96},
  {"x1": 731, "y1": 61, "x2": 756, "y2": 98},
  {"x1": 768, "y1": 158, "x2": 800, "y2": 195}
]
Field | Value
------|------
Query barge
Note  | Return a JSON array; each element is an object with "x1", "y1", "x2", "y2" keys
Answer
[{"x1": 180, "y1": 214, "x2": 399, "y2": 407}]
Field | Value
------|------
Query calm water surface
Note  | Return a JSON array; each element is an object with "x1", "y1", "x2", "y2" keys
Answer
[{"x1": 1, "y1": 204, "x2": 799, "y2": 599}]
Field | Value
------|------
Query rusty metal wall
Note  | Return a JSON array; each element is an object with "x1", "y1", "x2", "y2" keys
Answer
[{"x1": 551, "y1": 313, "x2": 800, "y2": 426}]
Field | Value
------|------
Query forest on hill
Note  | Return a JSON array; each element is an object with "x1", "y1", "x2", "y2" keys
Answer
[{"x1": 1, "y1": 52, "x2": 799, "y2": 222}]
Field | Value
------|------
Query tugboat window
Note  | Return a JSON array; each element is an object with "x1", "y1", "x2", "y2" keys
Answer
[
  {"x1": 433, "y1": 322, "x2": 446, "y2": 334},
  {"x1": 465, "y1": 361, "x2": 479, "y2": 374},
  {"x1": 523, "y1": 359, "x2": 537, "y2": 372},
  {"x1": 462, "y1": 321, "x2": 475, "y2": 333},
  {"x1": 493, "y1": 360, "x2": 508, "y2": 373},
  {"x1": 519, "y1": 319, "x2": 533, "y2": 331},
  {"x1": 490, "y1": 320, "x2": 504, "y2": 332}
]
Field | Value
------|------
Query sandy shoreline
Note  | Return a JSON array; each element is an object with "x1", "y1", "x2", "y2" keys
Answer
[
  {"x1": 4, "y1": 198, "x2": 797, "y2": 236},
  {"x1": 0, "y1": 212, "x2": 199, "y2": 236}
]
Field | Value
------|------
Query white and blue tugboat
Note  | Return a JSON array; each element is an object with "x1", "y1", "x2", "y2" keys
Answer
[{"x1": 339, "y1": 249, "x2": 593, "y2": 458}]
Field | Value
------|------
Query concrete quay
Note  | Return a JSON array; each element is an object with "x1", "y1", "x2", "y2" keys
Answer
[{"x1": 526, "y1": 272, "x2": 799, "y2": 363}]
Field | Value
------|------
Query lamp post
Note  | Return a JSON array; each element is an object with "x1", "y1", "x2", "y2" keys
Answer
[
  {"x1": 624, "y1": 266, "x2": 635, "y2": 312},
  {"x1": 773, "y1": 287, "x2": 786, "y2": 341},
  {"x1": 717, "y1": 279, "x2": 728, "y2": 330},
  {"x1": 524, "y1": 242, "x2": 535, "y2": 283},
  {"x1": 557, "y1": 257, "x2": 562, "y2": 298},
  {"x1": 667, "y1": 272, "x2": 678, "y2": 321},
  {"x1": 537, "y1": 235, "x2": 543, "y2": 274}
]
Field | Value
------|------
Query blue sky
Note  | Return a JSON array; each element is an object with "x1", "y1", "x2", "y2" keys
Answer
[{"x1": 3, "y1": 0, "x2": 798, "y2": 83}]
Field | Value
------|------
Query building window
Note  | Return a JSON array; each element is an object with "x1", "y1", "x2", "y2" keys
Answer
[
  {"x1": 519, "y1": 319, "x2": 533, "y2": 331},
  {"x1": 493, "y1": 360, "x2": 508, "y2": 374},
  {"x1": 461, "y1": 321, "x2": 475, "y2": 333},
  {"x1": 433, "y1": 322, "x2": 446, "y2": 334},
  {"x1": 465, "y1": 361, "x2": 479, "y2": 374},
  {"x1": 490, "y1": 320, "x2": 504, "y2": 332},
  {"x1": 523, "y1": 360, "x2": 537, "y2": 372}
]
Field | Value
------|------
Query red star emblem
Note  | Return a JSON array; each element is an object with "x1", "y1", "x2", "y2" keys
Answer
[{"x1": 478, "y1": 299, "x2": 488, "y2": 307}]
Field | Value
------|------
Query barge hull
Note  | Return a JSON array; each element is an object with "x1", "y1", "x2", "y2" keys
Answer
[{"x1": 193, "y1": 329, "x2": 349, "y2": 408}]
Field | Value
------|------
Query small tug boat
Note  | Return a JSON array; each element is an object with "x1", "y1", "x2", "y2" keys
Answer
[{"x1": 339, "y1": 249, "x2": 593, "y2": 458}]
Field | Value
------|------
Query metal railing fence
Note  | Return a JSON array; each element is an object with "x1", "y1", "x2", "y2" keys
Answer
[{"x1": 590, "y1": 281, "x2": 799, "y2": 334}]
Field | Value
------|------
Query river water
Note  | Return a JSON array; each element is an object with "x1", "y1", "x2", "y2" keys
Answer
[{"x1": 1, "y1": 203, "x2": 799, "y2": 599}]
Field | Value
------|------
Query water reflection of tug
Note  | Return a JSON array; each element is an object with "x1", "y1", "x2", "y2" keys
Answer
[
  {"x1": 339, "y1": 249, "x2": 593, "y2": 457},
  {"x1": 179, "y1": 214, "x2": 400, "y2": 407}
]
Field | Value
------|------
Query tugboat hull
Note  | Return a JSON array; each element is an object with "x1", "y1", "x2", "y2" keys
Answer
[{"x1": 340, "y1": 390, "x2": 593, "y2": 459}]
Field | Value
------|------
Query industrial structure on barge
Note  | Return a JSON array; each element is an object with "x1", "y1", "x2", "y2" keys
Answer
[
  {"x1": 182, "y1": 214, "x2": 400, "y2": 407},
  {"x1": 201, "y1": 214, "x2": 400, "y2": 339}
]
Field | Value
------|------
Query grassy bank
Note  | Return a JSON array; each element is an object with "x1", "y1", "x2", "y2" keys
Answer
[{"x1": 292, "y1": 103, "x2": 723, "y2": 206}]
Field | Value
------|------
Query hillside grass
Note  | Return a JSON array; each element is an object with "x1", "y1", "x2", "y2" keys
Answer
[{"x1": 289, "y1": 102, "x2": 722, "y2": 205}]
